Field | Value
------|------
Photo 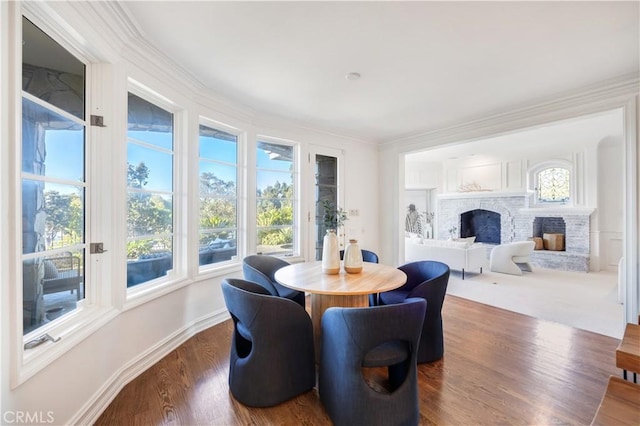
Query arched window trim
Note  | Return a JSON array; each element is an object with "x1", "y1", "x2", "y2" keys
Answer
[{"x1": 527, "y1": 160, "x2": 574, "y2": 206}]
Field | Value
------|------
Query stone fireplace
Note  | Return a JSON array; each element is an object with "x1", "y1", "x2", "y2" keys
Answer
[{"x1": 438, "y1": 192, "x2": 594, "y2": 272}]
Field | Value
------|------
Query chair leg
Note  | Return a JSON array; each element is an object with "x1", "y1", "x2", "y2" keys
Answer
[{"x1": 462, "y1": 269, "x2": 465, "y2": 280}]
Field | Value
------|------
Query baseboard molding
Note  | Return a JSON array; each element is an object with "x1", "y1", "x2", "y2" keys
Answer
[{"x1": 69, "y1": 308, "x2": 231, "y2": 425}]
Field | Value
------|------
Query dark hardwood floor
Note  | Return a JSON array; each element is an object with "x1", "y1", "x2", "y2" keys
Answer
[{"x1": 95, "y1": 295, "x2": 621, "y2": 425}]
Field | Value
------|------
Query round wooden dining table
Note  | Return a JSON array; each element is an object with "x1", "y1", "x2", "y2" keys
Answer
[{"x1": 274, "y1": 260, "x2": 407, "y2": 360}]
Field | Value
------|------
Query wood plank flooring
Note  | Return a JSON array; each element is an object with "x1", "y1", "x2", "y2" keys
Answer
[{"x1": 95, "y1": 295, "x2": 621, "y2": 425}]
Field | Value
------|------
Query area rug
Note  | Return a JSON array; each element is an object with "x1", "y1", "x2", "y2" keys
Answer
[{"x1": 446, "y1": 267, "x2": 623, "y2": 339}]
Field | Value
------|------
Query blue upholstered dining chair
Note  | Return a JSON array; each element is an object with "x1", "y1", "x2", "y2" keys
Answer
[
  {"x1": 375, "y1": 260, "x2": 450, "y2": 363},
  {"x1": 221, "y1": 278, "x2": 315, "y2": 407},
  {"x1": 319, "y1": 298, "x2": 427, "y2": 426},
  {"x1": 339, "y1": 248, "x2": 379, "y2": 264},
  {"x1": 242, "y1": 255, "x2": 306, "y2": 308}
]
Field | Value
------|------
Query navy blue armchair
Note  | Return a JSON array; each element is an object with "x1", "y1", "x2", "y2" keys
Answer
[
  {"x1": 242, "y1": 255, "x2": 305, "y2": 308},
  {"x1": 377, "y1": 260, "x2": 450, "y2": 363},
  {"x1": 221, "y1": 278, "x2": 315, "y2": 407},
  {"x1": 319, "y1": 298, "x2": 426, "y2": 426}
]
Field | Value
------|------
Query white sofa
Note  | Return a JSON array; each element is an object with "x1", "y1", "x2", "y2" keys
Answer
[{"x1": 404, "y1": 237, "x2": 486, "y2": 279}]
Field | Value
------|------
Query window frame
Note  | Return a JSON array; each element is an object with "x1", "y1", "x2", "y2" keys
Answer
[
  {"x1": 197, "y1": 117, "x2": 244, "y2": 273},
  {"x1": 124, "y1": 81, "x2": 185, "y2": 302},
  {"x1": 528, "y1": 160, "x2": 574, "y2": 206},
  {"x1": 254, "y1": 136, "x2": 301, "y2": 258},
  {"x1": 11, "y1": 7, "x2": 117, "y2": 387}
]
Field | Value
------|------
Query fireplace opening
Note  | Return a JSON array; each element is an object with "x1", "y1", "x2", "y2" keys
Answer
[
  {"x1": 532, "y1": 217, "x2": 566, "y2": 251},
  {"x1": 460, "y1": 209, "x2": 501, "y2": 244}
]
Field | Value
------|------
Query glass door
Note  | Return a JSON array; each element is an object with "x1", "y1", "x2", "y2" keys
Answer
[{"x1": 309, "y1": 147, "x2": 343, "y2": 260}]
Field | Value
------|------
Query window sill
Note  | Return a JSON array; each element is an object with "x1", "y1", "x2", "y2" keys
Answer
[{"x1": 15, "y1": 304, "x2": 119, "y2": 388}]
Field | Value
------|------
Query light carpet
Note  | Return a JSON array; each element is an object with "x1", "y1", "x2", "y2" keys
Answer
[{"x1": 446, "y1": 267, "x2": 624, "y2": 339}]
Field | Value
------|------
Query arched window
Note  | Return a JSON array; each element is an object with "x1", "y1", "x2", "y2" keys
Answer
[{"x1": 536, "y1": 167, "x2": 570, "y2": 204}]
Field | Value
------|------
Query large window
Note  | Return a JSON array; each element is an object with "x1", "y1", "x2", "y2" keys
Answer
[
  {"x1": 198, "y1": 124, "x2": 238, "y2": 267},
  {"x1": 256, "y1": 141, "x2": 296, "y2": 256},
  {"x1": 21, "y1": 17, "x2": 87, "y2": 335},
  {"x1": 126, "y1": 93, "x2": 174, "y2": 287}
]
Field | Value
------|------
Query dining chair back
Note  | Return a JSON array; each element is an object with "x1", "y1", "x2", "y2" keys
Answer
[
  {"x1": 221, "y1": 278, "x2": 315, "y2": 407},
  {"x1": 377, "y1": 260, "x2": 450, "y2": 363},
  {"x1": 319, "y1": 298, "x2": 426, "y2": 426},
  {"x1": 242, "y1": 255, "x2": 306, "y2": 308}
]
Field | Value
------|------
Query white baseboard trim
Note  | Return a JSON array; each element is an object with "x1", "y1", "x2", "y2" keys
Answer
[{"x1": 69, "y1": 308, "x2": 231, "y2": 425}]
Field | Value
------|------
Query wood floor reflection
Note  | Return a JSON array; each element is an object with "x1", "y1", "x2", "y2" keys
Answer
[{"x1": 95, "y1": 295, "x2": 620, "y2": 425}]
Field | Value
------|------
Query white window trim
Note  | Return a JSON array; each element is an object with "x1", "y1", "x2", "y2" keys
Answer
[
  {"x1": 124, "y1": 80, "x2": 185, "y2": 305},
  {"x1": 527, "y1": 159, "x2": 574, "y2": 207},
  {"x1": 11, "y1": 6, "x2": 116, "y2": 387},
  {"x1": 255, "y1": 135, "x2": 301, "y2": 259},
  {"x1": 197, "y1": 117, "x2": 245, "y2": 274}
]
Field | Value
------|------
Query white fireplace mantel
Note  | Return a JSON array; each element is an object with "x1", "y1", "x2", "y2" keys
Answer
[
  {"x1": 519, "y1": 206, "x2": 595, "y2": 216},
  {"x1": 437, "y1": 191, "x2": 529, "y2": 200}
]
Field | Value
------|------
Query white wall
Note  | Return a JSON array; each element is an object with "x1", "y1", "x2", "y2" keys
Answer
[
  {"x1": 0, "y1": 3, "x2": 380, "y2": 424},
  {"x1": 598, "y1": 137, "x2": 625, "y2": 270}
]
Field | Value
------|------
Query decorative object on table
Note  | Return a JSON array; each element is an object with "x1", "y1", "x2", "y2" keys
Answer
[
  {"x1": 343, "y1": 239, "x2": 363, "y2": 274},
  {"x1": 321, "y1": 201, "x2": 348, "y2": 275},
  {"x1": 448, "y1": 225, "x2": 458, "y2": 240}
]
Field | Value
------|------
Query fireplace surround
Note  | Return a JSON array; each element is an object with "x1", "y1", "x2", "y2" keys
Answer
[{"x1": 438, "y1": 192, "x2": 594, "y2": 272}]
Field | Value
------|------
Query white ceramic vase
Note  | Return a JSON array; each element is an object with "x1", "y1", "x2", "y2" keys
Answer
[
  {"x1": 343, "y1": 239, "x2": 363, "y2": 274},
  {"x1": 322, "y1": 229, "x2": 340, "y2": 274}
]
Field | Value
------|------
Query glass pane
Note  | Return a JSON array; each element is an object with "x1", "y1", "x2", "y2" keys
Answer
[
  {"x1": 257, "y1": 227, "x2": 293, "y2": 256},
  {"x1": 22, "y1": 97, "x2": 84, "y2": 181},
  {"x1": 257, "y1": 141, "x2": 293, "y2": 170},
  {"x1": 199, "y1": 162, "x2": 237, "y2": 197},
  {"x1": 127, "y1": 192, "x2": 173, "y2": 238},
  {"x1": 22, "y1": 180, "x2": 84, "y2": 255},
  {"x1": 257, "y1": 199, "x2": 293, "y2": 226},
  {"x1": 22, "y1": 17, "x2": 85, "y2": 120},
  {"x1": 256, "y1": 170, "x2": 293, "y2": 195},
  {"x1": 538, "y1": 168, "x2": 570, "y2": 203},
  {"x1": 200, "y1": 198, "x2": 237, "y2": 230},
  {"x1": 126, "y1": 238, "x2": 173, "y2": 287},
  {"x1": 199, "y1": 230, "x2": 237, "y2": 266},
  {"x1": 199, "y1": 126, "x2": 237, "y2": 163},
  {"x1": 127, "y1": 145, "x2": 173, "y2": 192},
  {"x1": 315, "y1": 154, "x2": 339, "y2": 260},
  {"x1": 127, "y1": 93, "x2": 173, "y2": 150},
  {"x1": 316, "y1": 155, "x2": 337, "y2": 185},
  {"x1": 23, "y1": 250, "x2": 85, "y2": 335}
]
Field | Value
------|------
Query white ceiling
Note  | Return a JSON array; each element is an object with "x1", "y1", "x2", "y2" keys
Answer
[{"x1": 122, "y1": 1, "x2": 639, "y2": 144}]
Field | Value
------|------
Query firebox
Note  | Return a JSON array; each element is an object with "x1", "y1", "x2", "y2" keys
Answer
[{"x1": 460, "y1": 209, "x2": 501, "y2": 244}]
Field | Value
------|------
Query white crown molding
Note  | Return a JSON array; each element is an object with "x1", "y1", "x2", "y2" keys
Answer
[{"x1": 382, "y1": 73, "x2": 640, "y2": 153}]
